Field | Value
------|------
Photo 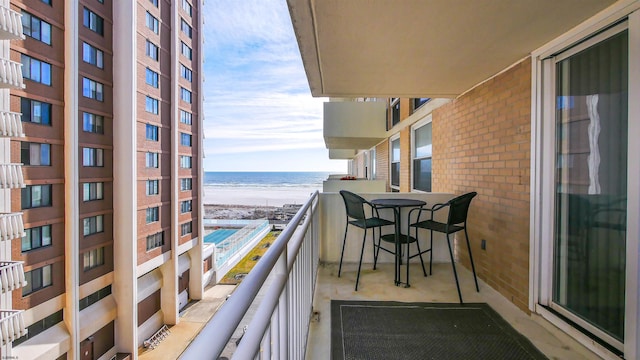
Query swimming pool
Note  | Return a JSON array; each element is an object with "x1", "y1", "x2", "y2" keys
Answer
[{"x1": 204, "y1": 229, "x2": 238, "y2": 245}]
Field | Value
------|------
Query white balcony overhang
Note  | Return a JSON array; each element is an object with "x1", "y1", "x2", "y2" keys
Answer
[
  {"x1": 0, "y1": 111, "x2": 24, "y2": 138},
  {"x1": 328, "y1": 149, "x2": 357, "y2": 159},
  {"x1": 0, "y1": 5, "x2": 25, "y2": 40},
  {"x1": 287, "y1": 0, "x2": 617, "y2": 97},
  {"x1": 0, "y1": 310, "x2": 27, "y2": 345},
  {"x1": 0, "y1": 163, "x2": 25, "y2": 189},
  {"x1": 0, "y1": 59, "x2": 25, "y2": 89},
  {"x1": 0, "y1": 212, "x2": 25, "y2": 242},
  {"x1": 323, "y1": 101, "x2": 386, "y2": 149},
  {"x1": 0, "y1": 261, "x2": 27, "y2": 294}
]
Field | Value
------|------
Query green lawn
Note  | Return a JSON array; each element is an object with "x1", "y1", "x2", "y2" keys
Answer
[{"x1": 218, "y1": 231, "x2": 280, "y2": 285}]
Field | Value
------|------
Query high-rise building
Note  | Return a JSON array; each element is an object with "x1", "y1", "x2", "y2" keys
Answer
[{"x1": 0, "y1": 1, "x2": 203, "y2": 359}]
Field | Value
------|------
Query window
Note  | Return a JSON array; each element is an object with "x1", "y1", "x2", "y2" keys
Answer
[
  {"x1": 82, "y1": 77, "x2": 104, "y2": 101},
  {"x1": 412, "y1": 121, "x2": 432, "y2": 192},
  {"x1": 13, "y1": 310, "x2": 62, "y2": 346},
  {"x1": 22, "y1": 265, "x2": 52, "y2": 296},
  {"x1": 146, "y1": 124, "x2": 159, "y2": 141},
  {"x1": 83, "y1": 247, "x2": 104, "y2": 271},
  {"x1": 150, "y1": 0, "x2": 158, "y2": 7},
  {"x1": 180, "y1": 110, "x2": 192, "y2": 125},
  {"x1": 21, "y1": 54, "x2": 52, "y2": 85},
  {"x1": 83, "y1": 147, "x2": 104, "y2": 167},
  {"x1": 41, "y1": 0, "x2": 52, "y2": 4},
  {"x1": 180, "y1": 200, "x2": 192, "y2": 213},
  {"x1": 180, "y1": 155, "x2": 192, "y2": 169},
  {"x1": 83, "y1": 215, "x2": 104, "y2": 236},
  {"x1": 146, "y1": 152, "x2": 159, "y2": 168},
  {"x1": 145, "y1": 67, "x2": 159, "y2": 88},
  {"x1": 83, "y1": 182, "x2": 104, "y2": 201},
  {"x1": 182, "y1": 0, "x2": 192, "y2": 16},
  {"x1": 22, "y1": 184, "x2": 52, "y2": 209},
  {"x1": 411, "y1": 98, "x2": 430, "y2": 113},
  {"x1": 145, "y1": 96, "x2": 159, "y2": 114},
  {"x1": 146, "y1": 231, "x2": 164, "y2": 251},
  {"x1": 181, "y1": 221, "x2": 192, "y2": 236},
  {"x1": 180, "y1": 178, "x2": 192, "y2": 191},
  {"x1": 390, "y1": 98, "x2": 400, "y2": 128},
  {"x1": 82, "y1": 42, "x2": 104, "y2": 68},
  {"x1": 79, "y1": 285, "x2": 111, "y2": 311},
  {"x1": 21, "y1": 98, "x2": 52, "y2": 125},
  {"x1": 22, "y1": 11, "x2": 52, "y2": 45},
  {"x1": 146, "y1": 40, "x2": 159, "y2": 61},
  {"x1": 390, "y1": 137, "x2": 400, "y2": 188},
  {"x1": 146, "y1": 207, "x2": 159, "y2": 223},
  {"x1": 82, "y1": 112, "x2": 104, "y2": 134},
  {"x1": 146, "y1": 180, "x2": 159, "y2": 195},
  {"x1": 22, "y1": 225, "x2": 52, "y2": 252},
  {"x1": 180, "y1": 87, "x2": 192, "y2": 103},
  {"x1": 180, "y1": 132, "x2": 192, "y2": 146},
  {"x1": 181, "y1": 19, "x2": 192, "y2": 38},
  {"x1": 180, "y1": 64, "x2": 192, "y2": 82},
  {"x1": 146, "y1": 12, "x2": 159, "y2": 34},
  {"x1": 181, "y1": 42, "x2": 192, "y2": 60},
  {"x1": 83, "y1": 7, "x2": 104, "y2": 35},
  {"x1": 21, "y1": 142, "x2": 51, "y2": 166}
]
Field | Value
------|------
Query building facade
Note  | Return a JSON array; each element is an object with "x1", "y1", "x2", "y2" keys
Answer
[{"x1": 0, "y1": 0, "x2": 203, "y2": 359}]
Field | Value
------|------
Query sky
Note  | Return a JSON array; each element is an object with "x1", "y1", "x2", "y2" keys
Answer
[{"x1": 201, "y1": 0, "x2": 347, "y2": 173}]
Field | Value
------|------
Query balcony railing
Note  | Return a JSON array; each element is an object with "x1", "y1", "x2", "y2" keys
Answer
[
  {"x1": 0, "y1": 5, "x2": 24, "y2": 40},
  {"x1": 0, "y1": 58, "x2": 24, "y2": 89},
  {"x1": 0, "y1": 261, "x2": 26, "y2": 294},
  {"x1": 0, "y1": 111, "x2": 24, "y2": 138},
  {"x1": 0, "y1": 310, "x2": 27, "y2": 345},
  {"x1": 0, "y1": 163, "x2": 25, "y2": 189},
  {"x1": 0, "y1": 212, "x2": 25, "y2": 242},
  {"x1": 180, "y1": 191, "x2": 320, "y2": 359}
]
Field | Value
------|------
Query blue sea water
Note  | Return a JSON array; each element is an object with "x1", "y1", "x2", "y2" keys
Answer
[{"x1": 204, "y1": 171, "x2": 331, "y2": 189}]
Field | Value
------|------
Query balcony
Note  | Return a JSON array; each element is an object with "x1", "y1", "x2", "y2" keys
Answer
[
  {"x1": 0, "y1": 111, "x2": 24, "y2": 138},
  {"x1": 0, "y1": 212, "x2": 25, "y2": 242},
  {"x1": 0, "y1": 261, "x2": 26, "y2": 294},
  {"x1": 0, "y1": 310, "x2": 27, "y2": 345},
  {"x1": 0, "y1": 163, "x2": 25, "y2": 189},
  {"x1": 0, "y1": 5, "x2": 24, "y2": 40},
  {"x1": 181, "y1": 192, "x2": 600, "y2": 359},
  {"x1": 323, "y1": 101, "x2": 387, "y2": 150},
  {"x1": 328, "y1": 149, "x2": 356, "y2": 159},
  {"x1": 0, "y1": 58, "x2": 24, "y2": 89}
]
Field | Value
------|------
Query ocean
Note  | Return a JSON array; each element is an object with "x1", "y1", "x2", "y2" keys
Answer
[{"x1": 203, "y1": 171, "x2": 333, "y2": 206}]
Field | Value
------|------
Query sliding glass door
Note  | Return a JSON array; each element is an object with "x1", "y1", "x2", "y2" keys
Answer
[{"x1": 551, "y1": 25, "x2": 628, "y2": 347}]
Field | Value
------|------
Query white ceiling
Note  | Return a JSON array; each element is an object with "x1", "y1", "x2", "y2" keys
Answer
[{"x1": 287, "y1": 0, "x2": 618, "y2": 98}]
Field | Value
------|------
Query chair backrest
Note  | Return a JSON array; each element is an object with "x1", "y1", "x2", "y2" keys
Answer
[
  {"x1": 447, "y1": 192, "x2": 477, "y2": 225},
  {"x1": 340, "y1": 190, "x2": 367, "y2": 221}
]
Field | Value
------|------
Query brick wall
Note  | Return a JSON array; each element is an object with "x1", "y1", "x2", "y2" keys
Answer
[
  {"x1": 375, "y1": 140, "x2": 390, "y2": 191},
  {"x1": 432, "y1": 58, "x2": 532, "y2": 312},
  {"x1": 399, "y1": 127, "x2": 412, "y2": 192}
]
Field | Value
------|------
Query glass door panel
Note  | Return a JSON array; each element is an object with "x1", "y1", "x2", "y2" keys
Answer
[{"x1": 553, "y1": 29, "x2": 628, "y2": 342}]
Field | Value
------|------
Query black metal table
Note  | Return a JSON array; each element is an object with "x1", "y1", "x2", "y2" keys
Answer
[{"x1": 370, "y1": 198, "x2": 426, "y2": 287}]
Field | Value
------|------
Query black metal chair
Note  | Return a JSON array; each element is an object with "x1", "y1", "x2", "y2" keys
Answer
[
  {"x1": 339, "y1": 190, "x2": 395, "y2": 290},
  {"x1": 409, "y1": 192, "x2": 479, "y2": 303}
]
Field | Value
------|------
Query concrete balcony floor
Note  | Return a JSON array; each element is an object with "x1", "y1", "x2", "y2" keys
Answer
[{"x1": 307, "y1": 261, "x2": 603, "y2": 360}]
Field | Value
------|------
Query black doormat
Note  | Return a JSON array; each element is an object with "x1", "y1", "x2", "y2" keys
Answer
[{"x1": 331, "y1": 300, "x2": 548, "y2": 360}]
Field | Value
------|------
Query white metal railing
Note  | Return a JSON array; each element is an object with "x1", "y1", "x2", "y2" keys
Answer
[
  {"x1": 0, "y1": 5, "x2": 24, "y2": 40},
  {"x1": 0, "y1": 163, "x2": 25, "y2": 189},
  {"x1": 215, "y1": 221, "x2": 270, "y2": 265},
  {"x1": 0, "y1": 261, "x2": 26, "y2": 294},
  {"x1": 0, "y1": 111, "x2": 24, "y2": 138},
  {"x1": 0, "y1": 310, "x2": 27, "y2": 345},
  {"x1": 0, "y1": 58, "x2": 24, "y2": 89},
  {"x1": 0, "y1": 212, "x2": 25, "y2": 242},
  {"x1": 180, "y1": 191, "x2": 320, "y2": 359}
]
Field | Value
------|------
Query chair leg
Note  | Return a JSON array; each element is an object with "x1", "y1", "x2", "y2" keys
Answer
[
  {"x1": 414, "y1": 237, "x2": 427, "y2": 276},
  {"x1": 446, "y1": 233, "x2": 463, "y2": 304},
  {"x1": 338, "y1": 223, "x2": 349, "y2": 277},
  {"x1": 355, "y1": 229, "x2": 368, "y2": 291},
  {"x1": 429, "y1": 229, "x2": 434, "y2": 275},
  {"x1": 372, "y1": 226, "x2": 378, "y2": 270},
  {"x1": 464, "y1": 228, "x2": 480, "y2": 292}
]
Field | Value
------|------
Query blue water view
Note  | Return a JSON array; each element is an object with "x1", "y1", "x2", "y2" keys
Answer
[
  {"x1": 204, "y1": 229, "x2": 238, "y2": 245},
  {"x1": 204, "y1": 171, "x2": 331, "y2": 188}
]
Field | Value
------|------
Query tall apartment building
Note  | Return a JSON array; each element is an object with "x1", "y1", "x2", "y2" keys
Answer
[{"x1": 0, "y1": 0, "x2": 203, "y2": 359}]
